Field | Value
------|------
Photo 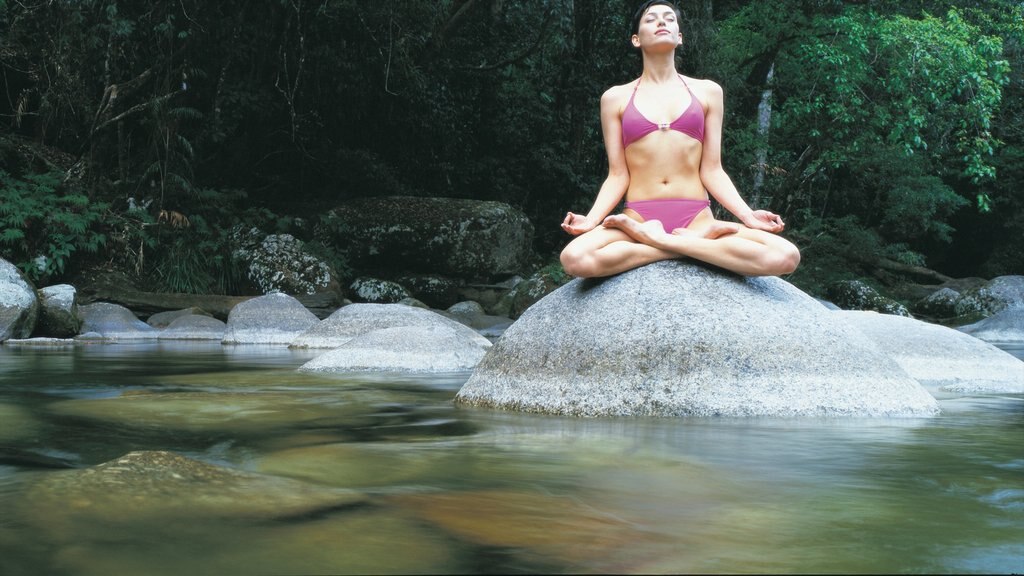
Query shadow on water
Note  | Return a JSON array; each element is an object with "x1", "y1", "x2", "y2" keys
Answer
[{"x1": 0, "y1": 342, "x2": 1021, "y2": 574}]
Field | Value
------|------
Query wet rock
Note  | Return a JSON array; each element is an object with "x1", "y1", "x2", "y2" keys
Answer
[
  {"x1": 222, "y1": 292, "x2": 319, "y2": 345},
  {"x1": 290, "y1": 302, "x2": 486, "y2": 349},
  {"x1": 254, "y1": 442, "x2": 438, "y2": 488},
  {"x1": 157, "y1": 314, "x2": 227, "y2": 340},
  {"x1": 0, "y1": 257, "x2": 38, "y2": 341},
  {"x1": 77, "y1": 302, "x2": 157, "y2": 340},
  {"x1": 146, "y1": 307, "x2": 211, "y2": 328},
  {"x1": 825, "y1": 279, "x2": 911, "y2": 316},
  {"x1": 298, "y1": 324, "x2": 491, "y2": 373},
  {"x1": 35, "y1": 284, "x2": 80, "y2": 337},
  {"x1": 457, "y1": 261, "x2": 938, "y2": 417},
  {"x1": 958, "y1": 307, "x2": 1024, "y2": 345},
  {"x1": 841, "y1": 310, "x2": 1023, "y2": 393},
  {"x1": 16, "y1": 451, "x2": 365, "y2": 541}
]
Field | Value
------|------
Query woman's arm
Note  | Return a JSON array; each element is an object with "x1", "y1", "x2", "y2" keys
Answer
[
  {"x1": 697, "y1": 80, "x2": 784, "y2": 232},
  {"x1": 562, "y1": 85, "x2": 632, "y2": 235}
]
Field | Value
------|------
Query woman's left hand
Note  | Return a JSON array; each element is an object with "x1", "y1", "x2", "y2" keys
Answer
[{"x1": 742, "y1": 210, "x2": 785, "y2": 233}]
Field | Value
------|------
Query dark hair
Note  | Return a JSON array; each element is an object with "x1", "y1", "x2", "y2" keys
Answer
[{"x1": 631, "y1": 1, "x2": 682, "y2": 36}]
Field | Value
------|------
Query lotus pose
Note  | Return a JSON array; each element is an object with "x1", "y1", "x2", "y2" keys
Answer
[{"x1": 560, "y1": 0, "x2": 800, "y2": 278}]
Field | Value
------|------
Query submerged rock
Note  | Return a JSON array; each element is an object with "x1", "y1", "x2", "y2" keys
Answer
[
  {"x1": 456, "y1": 261, "x2": 938, "y2": 417},
  {"x1": 841, "y1": 310, "x2": 1024, "y2": 393},
  {"x1": 16, "y1": 451, "x2": 364, "y2": 541},
  {"x1": 222, "y1": 292, "x2": 319, "y2": 345}
]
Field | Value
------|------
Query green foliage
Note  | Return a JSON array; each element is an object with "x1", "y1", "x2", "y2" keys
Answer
[{"x1": 0, "y1": 169, "x2": 109, "y2": 282}]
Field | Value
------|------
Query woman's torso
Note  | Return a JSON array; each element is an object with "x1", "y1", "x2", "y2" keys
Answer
[{"x1": 619, "y1": 76, "x2": 707, "y2": 202}]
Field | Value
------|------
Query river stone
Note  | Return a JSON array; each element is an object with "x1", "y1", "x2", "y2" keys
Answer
[
  {"x1": 35, "y1": 284, "x2": 80, "y2": 337},
  {"x1": 321, "y1": 196, "x2": 534, "y2": 280},
  {"x1": 456, "y1": 260, "x2": 939, "y2": 417},
  {"x1": 254, "y1": 442, "x2": 438, "y2": 488},
  {"x1": 232, "y1": 228, "x2": 341, "y2": 298},
  {"x1": 222, "y1": 292, "x2": 319, "y2": 345},
  {"x1": 290, "y1": 302, "x2": 489, "y2": 349},
  {"x1": 298, "y1": 324, "x2": 491, "y2": 373},
  {"x1": 78, "y1": 302, "x2": 157, "y2": 340},
  {"x1": 156, "y1": 314, "x2": 227, "y2": 340},
  {"x1": 348, "y1": 276, "x2": 410, "y2": 304},
  {"x1": 0, "y1": 257, "x2": 38, "y2": 341},
  {"x1": 48, "y1": 507, "x2": 456, "y2": 576},
  {"x1": 841, "y1": 310, "x2": 1024, "y2": 393},
  {"x1": 16, "y1": 451, "x2": 364, "y2": 541},
  {"x1": 146, "y1": 307, "x2": 211, "y2": 328},
  {"x1": 958, "y1": 306, "x2": 1024, "y2": 344}
]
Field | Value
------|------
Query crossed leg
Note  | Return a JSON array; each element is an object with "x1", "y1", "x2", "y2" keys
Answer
[{"x1": 560, "y1": 213, "x2": 800, "y2": 278}]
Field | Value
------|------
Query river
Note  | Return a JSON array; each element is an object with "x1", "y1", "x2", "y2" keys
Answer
[{"x1": 0, "y1": 341, "x2": 1021, "y2": 574}]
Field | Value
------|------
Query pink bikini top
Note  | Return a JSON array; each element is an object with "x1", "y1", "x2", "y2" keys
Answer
[{"x1": 621, "y1": 75, "x2": 705, "y2": 149}]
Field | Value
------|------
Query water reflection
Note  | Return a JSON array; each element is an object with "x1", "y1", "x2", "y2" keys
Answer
[{"x1": 0, "y1": 343, "x2": 1020, "y2": 574}]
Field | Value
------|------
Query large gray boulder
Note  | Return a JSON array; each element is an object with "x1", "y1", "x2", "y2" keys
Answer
[
  {"x1": 320, "y1": 196, "x2": 534, "y2": 281},
  {"x1": 456, "y1": 261, "x2": 939, "y2": 417},
  {"x1": 222, "y1": 292, "x2": 320, "y2": 345},
  {"x1": 290, "y1": 303, "x2": 490, "y2": 349},
  {"x1": 35, "y1": 284, "x2": 80, "y2": 337},
  {"x1": 0, "y1": 258, "x2": 38, "y2": 341},
  {"x1": 78, "y1": 302, "x2": 157, "y2": 340},
  {"x1": 957, "y1": 306, "x2": 1024, "y2": 344},
  {"x1": 841, "y1": 310, "x2": 1023, "y2": 393}
]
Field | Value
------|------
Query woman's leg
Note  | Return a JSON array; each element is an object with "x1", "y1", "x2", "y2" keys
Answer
[
  {"x1": 603, "y1": 214, "x2": 800, "y2": 277},
  {"x1": 560, "y1": 223, "x2": 678, "y2": 278}
]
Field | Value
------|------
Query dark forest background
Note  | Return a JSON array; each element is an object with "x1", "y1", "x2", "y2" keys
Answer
[{"x1": 1, "y1": 0, "x2": 1021, "y2": 298}]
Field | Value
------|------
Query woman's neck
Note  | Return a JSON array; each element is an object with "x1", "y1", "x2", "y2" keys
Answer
[{"x1": 640, "y1": 52, "x2": 680, "y2": 84}]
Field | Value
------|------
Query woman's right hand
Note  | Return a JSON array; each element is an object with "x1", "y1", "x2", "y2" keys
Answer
[{"x1": 561, "y1": 212, "x2": 598, "y2": 236}]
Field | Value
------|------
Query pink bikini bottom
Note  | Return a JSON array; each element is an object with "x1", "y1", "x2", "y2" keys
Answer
[{"x1": 624, "y1": 198, "x2": 711, "y2": 233}]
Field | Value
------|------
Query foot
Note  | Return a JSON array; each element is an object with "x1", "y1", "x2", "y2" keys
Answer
[
  {"x1": 603, "y1": 214, "x2": 667, "y2": 246},
  {"x1": 673, "y1": 221, "x2": 740, "y2": 239}
]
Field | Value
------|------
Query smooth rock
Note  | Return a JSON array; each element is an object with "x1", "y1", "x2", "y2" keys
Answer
[
  {"x1": 298, "y1": 324, "x2": 490, "y2": 373},
  {"x1": 842, "y1": 310, "x2": 1024, "y2": 393},
  {"x1": 77, "y1": 302, "x2": 157, "y2": 340},
  {"x1": 222, "y1": 292, "x2": 319, "y2": 345},
  {"x1": 290, "y1": 302, "x2": 489, "y2": 349},
  {"x1": 146, "y1": 307, "x2": 211, "y2": 328},
  {"x1": 456, "y1": 261, "x2": 939, "y2": 417},
  {"x1": 157, "y1": 314, "x2": 227, "y2": 340},
  {"x1": 957, "y1": 306, "x2": 1024, "y2": 344}
]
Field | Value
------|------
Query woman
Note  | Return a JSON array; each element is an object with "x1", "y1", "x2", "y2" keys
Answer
[{"x1": 560, "y1": 0, "x2": 800, "y2": 278}]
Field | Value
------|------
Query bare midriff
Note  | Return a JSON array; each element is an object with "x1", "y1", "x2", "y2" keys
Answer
[{"x1": 624, "y1": 132, "x2": 705, "y2": 202}]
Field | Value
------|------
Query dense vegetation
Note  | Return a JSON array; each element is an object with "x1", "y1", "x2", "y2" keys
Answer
[{"x1": 1, "y1": 0, "x2": 1021, "y2": 297}]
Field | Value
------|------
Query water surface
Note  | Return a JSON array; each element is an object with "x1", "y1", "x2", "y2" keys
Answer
[{"x1": 0, "y1": 342, "x2": 1021, "y2": 574}]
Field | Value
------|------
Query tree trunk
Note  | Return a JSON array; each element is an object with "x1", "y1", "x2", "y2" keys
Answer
[{"x1": 751, "y1": 60, "x2": 775, "y2": 207}]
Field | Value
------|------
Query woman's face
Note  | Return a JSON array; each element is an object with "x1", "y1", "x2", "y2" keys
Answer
[{"x1": 632, "y1": 4, "x2": 682, "y2": 49}]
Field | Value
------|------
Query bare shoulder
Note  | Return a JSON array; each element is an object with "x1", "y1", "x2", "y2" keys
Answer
[
  {"x1": 684, "y1": 76, "x2": 724, "y2": 106},
  {"x1": 600, "y1": 81, "x2": 637, "y2": 109}
]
